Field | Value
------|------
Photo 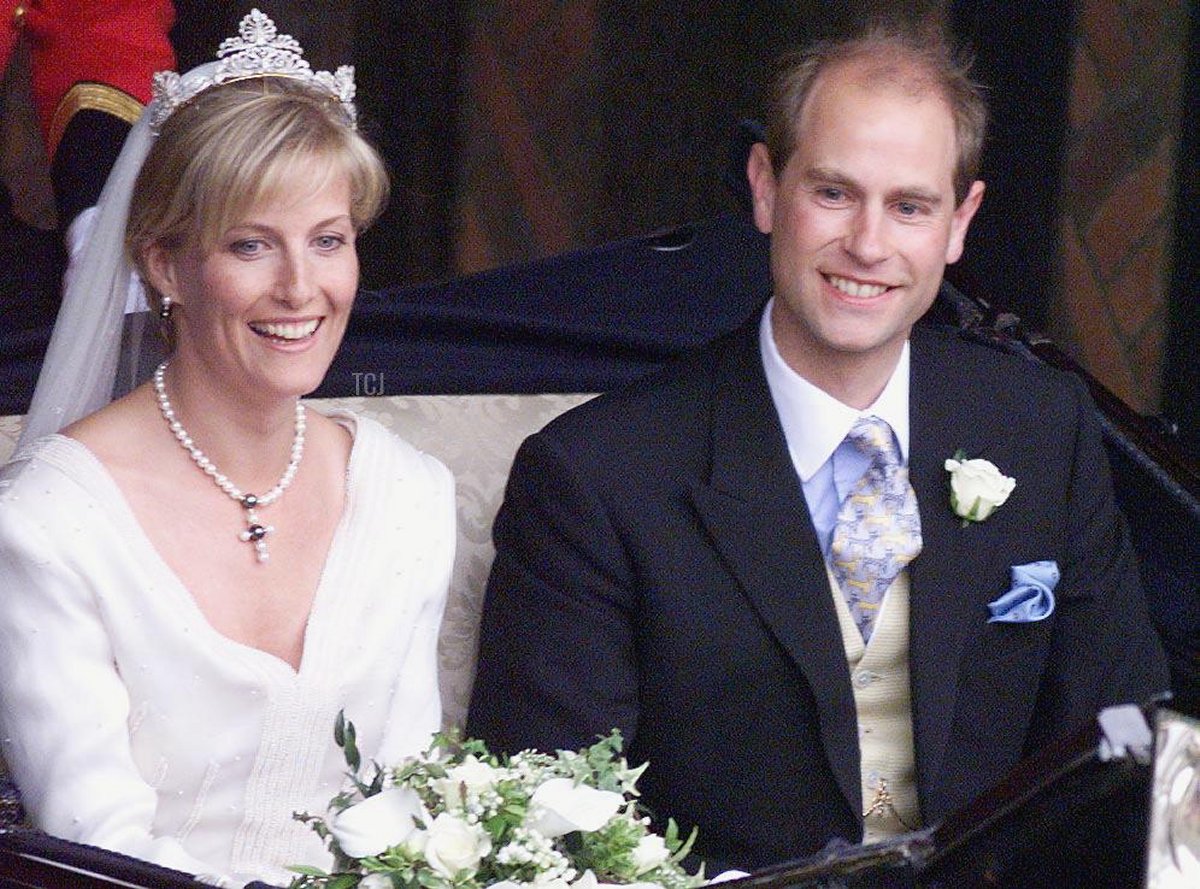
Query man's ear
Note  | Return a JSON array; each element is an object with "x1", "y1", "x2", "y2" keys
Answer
[
  {"x1": 141, "y1": 243, "x2": 182, "y2": 305},
  {"x1": 746, "y1": 142, "x2": 777, "y2": 235},
  {"x1": 946, "y1": 180, "x2": 985, "y2": 265}
]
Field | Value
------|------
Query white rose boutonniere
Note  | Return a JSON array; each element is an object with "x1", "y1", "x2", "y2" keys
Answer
[{"x1": 945, "y1": 450, "x2": 1016, "y2": 525}]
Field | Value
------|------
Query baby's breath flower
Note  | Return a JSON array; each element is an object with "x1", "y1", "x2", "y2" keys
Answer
[{"x1": 289, "y1": 722, "x2": 705, "y2": 889}]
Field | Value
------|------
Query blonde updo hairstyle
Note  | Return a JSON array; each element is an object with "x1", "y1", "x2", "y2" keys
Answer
[{"x1": 126, "y1": 76, "x2": 389, "y2": 331}]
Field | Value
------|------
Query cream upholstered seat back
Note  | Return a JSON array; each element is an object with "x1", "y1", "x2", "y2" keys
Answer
[
  {"x1": 0, "y1": 417, "x2": 18, "y2": 465},
  {"x1": 0, "y1": 393, "x2": 594, "y2": 742},
  {"x1": 291, "y1": 393, "x2": 595, "y2": 728}
]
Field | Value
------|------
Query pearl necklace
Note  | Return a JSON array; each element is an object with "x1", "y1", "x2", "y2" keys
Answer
[{"x1": 153, "y1": 361, "x2": 305, "y2": 563}]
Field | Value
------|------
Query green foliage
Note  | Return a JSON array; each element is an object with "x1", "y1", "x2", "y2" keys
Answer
[
  {"x1": 291, "y1": 721, "x2": 705, "y2": 889},
  {"x1": 572, "y1": 813, "x2": 643, "y2": 880}
]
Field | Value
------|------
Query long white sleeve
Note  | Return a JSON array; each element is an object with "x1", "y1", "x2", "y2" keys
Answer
[
  {"x1": 0, "y1": 415, "x2": 452, "y2": 884},
  {"x1": 0, "y1": 442, "x2": 220, "y2": 877}
]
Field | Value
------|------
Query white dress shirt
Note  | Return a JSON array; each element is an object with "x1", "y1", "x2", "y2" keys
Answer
[{"x1": 758, "y1": 300, "x2": 911, "y2": 556}]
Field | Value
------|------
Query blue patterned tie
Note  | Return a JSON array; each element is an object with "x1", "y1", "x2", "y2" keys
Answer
[{"x1": 830, "y1": 417, "x2": 922, "y2": 642}]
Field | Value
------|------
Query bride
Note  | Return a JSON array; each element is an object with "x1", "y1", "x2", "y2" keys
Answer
[{"x1": 0, "y1": 11, "x2": 453, "y2": 886}]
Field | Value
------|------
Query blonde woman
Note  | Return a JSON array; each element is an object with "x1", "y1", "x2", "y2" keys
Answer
[{"x1": 0, "y1": 12, "x2": 453, "y2": 886}]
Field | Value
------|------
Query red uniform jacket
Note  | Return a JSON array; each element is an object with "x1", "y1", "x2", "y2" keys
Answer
[{"x1": 3, "y1": 0, "x2": 174, "y2": 156}]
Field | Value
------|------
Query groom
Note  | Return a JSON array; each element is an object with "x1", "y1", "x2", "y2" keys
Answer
[{"x1": 466, "y1": 22, "x2": 1168, "y2": 874}]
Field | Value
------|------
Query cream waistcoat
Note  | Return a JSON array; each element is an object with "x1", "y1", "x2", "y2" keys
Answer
[{"x1": 828, "y1": 568, "x2": 921, "y2": 842}]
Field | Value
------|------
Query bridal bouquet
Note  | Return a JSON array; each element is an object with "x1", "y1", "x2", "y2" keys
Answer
[{"x1": 289, "y1": 715, "x2": 704, "y2": 889}]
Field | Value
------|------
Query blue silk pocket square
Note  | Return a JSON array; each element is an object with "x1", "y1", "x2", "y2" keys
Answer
[{"x1": 987, "y1": 560, "x2": 1059, "y2": 623}]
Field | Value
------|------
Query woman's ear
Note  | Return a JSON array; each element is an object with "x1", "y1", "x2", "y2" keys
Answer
[{"x1": 141, "y1": 243, "x2": 182, "y2": 305}]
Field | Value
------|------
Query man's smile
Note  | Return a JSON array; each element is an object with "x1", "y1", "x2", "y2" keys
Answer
[{"x1": 824, "y1": 274, "x2": 893, "y2": 299}]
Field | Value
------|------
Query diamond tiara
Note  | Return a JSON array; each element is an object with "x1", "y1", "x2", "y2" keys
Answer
[{"x1": 147, "y1": 9, "x2": 356, "y2": 133}]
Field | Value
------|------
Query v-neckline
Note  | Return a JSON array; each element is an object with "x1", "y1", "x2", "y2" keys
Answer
[{"x1": 49, "y1": 411, "x2": 361, "y2": 679}]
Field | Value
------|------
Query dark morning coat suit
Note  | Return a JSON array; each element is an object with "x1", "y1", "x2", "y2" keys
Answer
[{"x1": 465, "y1": 314, "x2": 1169, "y2": 873}]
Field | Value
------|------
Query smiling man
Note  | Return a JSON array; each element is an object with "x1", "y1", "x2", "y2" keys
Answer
[
  {"x1": 747, "y1": 41, "x2": 984, "y2": 411},
  {"x1": 466, "y1": 22, "x2": 1168, "y2": 877}
]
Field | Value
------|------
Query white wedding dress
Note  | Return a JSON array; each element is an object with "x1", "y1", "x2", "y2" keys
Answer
[{"x1": 0, "y1": 412, "x2": 454, "y2": 886}]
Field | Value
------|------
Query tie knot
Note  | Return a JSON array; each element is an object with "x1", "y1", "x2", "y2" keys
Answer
[{"x1": 847, "y1": 416, "x2": 899, "y2": 467}]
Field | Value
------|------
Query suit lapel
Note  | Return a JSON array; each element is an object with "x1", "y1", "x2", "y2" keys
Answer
[
  {"x1": 906, "y1": 327, "x2": 1018, "y2": 816},
  {"x1": 683, "y1": 323, "x2": 1024, "y2": 822},
  {"x1": 688, "y1": 323, "x2": 862, "y2": 817}
]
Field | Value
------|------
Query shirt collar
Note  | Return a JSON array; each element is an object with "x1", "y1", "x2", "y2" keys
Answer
[{"x1": 759, "y1": 298, "x2": 911, "y2": 481}]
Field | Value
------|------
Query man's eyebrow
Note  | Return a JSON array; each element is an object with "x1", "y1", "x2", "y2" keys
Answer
[
  {"x1": 801, "y1": 166, "x2": 859, "y2": 190},
  {"x1": 802, "y1": 167, "x2": 946, "y2": 208},
  {"x1": 890, "y1": 186, "x2": 944, "y2": 207},
  {"x1": 798, "y1": 164, "x2": 948, "y2": 208}
]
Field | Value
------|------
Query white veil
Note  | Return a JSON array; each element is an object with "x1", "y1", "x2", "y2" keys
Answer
[{"x1": 17, "y1": 62, "x2": 220, "y2": 448}]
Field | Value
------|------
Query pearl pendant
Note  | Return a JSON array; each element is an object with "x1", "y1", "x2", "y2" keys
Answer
[
  {"x1": 153, "y1": 360, "x2": 303, "y2": 567},
  {"x1": 237, "y1": 505, "x2": 275, "y2": 563}
]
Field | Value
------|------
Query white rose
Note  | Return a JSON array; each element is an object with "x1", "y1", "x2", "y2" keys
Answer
[
  {"x1": 945, "y1": 457, "x2": 1016, "y2": 522},
  {"x1": 630, "y1": 834, "x2": 670, "y2": 874},
  {"x1": 423, "y1": 812, "x2": 492, "y2": 879},
  {"x1": 330, "y1": 787, "x2": 427, "y2": 859},
  {"x1": 360, "y1": 876, "x2": 395, "y2": 889},
  {"x1": 432, "y1": 755, "x2": 502, "y2": 804},
  {"x1": 528, "y1": 778, "x2": 624, "y2": 838}
]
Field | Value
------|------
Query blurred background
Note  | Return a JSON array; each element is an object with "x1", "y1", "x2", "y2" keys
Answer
[{"x1": 2, "y1": 0, "x2": 1196, "y2": 456}]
